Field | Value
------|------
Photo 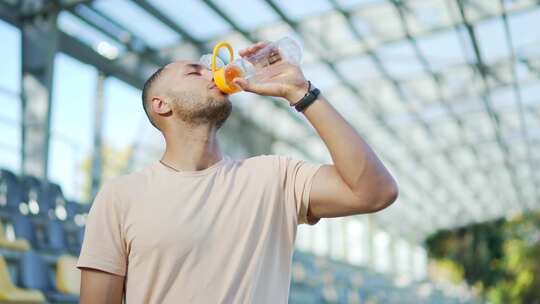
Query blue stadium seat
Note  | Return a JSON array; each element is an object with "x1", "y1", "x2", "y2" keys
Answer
[
  {"x1": 40, "y1": 182, "x2": 66, "y2": 220},
  {"x1": 0, "y1": 255, "x2": 45, "y2": 303},
  {"x1": 0, "y1": 169, "x2": 24, "y2": 213},
  {"x1": 19, "y1": 175, "x2": 44, "y2": 216},
  {"x1": 13, "y1": 215, "x2": 38, "y2": 249},
  {"x1": 77, "y1": 227, "x2": 84, "y2": 247},
  {"x1": 65, "y1": 201, "x2": 80, "y2": 219},
  {"x1": 289, "y1": 284, "x2": 322, "y2": 303},
  {"x1": 47, "y1": 221, "x2": 68, "y2": 252},
  {"x1": 20, "y1": 251, "x2": 78, "y2": 303}
]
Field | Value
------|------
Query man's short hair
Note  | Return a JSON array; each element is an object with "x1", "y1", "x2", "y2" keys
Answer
[{"x1": 142, "y1": 66, "x2": 166, "y2": 130}]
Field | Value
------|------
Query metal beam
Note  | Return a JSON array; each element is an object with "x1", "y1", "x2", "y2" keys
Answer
[
  {"x1": 59, "y1": 31, "x2": 149, "y2": 88},
  {"x1": 71, "y1": 4, "x2": 168, "y2": 66},
  {"x1": 129, "y1": 0, "x2": 202, "y2": 46},
  {"x1": 20, "y1": 6, "x2": 58, "y2": 179},
  {"x1": 455, "y1": 0, "x2": 525, "y2": 211},
  {"x1": 316, "y1": 2, "x2": 538, "y2": 63},
  {"x1": 90, "y1": 72, "x2": 105, "y2": 200},
  {"x1": 201, "y1": 0, "x2": 255, "y2": 41},
  {"x1": 389, "y1": 0, "x2": 493, "y2": 225},
  {"x1": 499, "y1": 0, "x2": 540, "y2": 209},
  {"x1": 17, "y1": 0, "x2": 93, "y2": 18}
]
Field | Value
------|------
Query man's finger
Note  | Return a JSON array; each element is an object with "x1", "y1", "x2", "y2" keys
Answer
[
  {"x1": 239, "y1": 41, "x2": 270, "y2": 58},
  {"x1": 233, "y1": 78, "x2": 277, "y2": 96}
]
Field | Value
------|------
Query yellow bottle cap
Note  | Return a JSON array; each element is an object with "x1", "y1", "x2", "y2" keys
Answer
[{"x1": 212, "y1": 42, "x2": 241, "y2": 94}]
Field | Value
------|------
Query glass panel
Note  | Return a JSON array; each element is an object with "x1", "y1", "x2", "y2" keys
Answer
[
  {"x1": 93, "y1": 0, "x2": 180, "y2": 48},
  {"x1": 300, "y1": 12, "x2": 365, "y2": 59},
  {"x1": 396, "y1": 239, "x2": 412, "y2": 278},
  {"x1": 0, "y1": 19, "x2": 20, "y2": 93},
  {"x1": 212, "y1": 0, "x2": 279, "y2": 31},
  {"x1": 356, "y1": 2, "x2": 404, "y2": 42},
  {"x1": 50, "y1": 54, "x2": 97, "y2": 200},
  {"x1": 336, "y1": 55, "x2": 381, "y2": 83},
  {"x1": 413, "y1": 246, "x2": 428, "y2": 280},
  {"x1": 58, "y1": 12, "x2": 125, "y2": 59},
  {"x1": 336, "y1": 0, "x2": 383, "y2": 10},
  {"x1": 508, "y1": 6, "x2": 540, "y2": 54},
  {"x1": 103, "y1": 77, "x2": 145, "y2": 152},
  {"x1": 416, "y1": 29, "x2": 466, "y2": 72},
  {"x1": 329, "y1": 219, "x2": 346, "y2": 260},
  {"x1": 373, "y1": 230, "x2": 391, "y2": 273},
  {"x1": 475, "y1": 17, "x2": 509, "y2": 64},
  {"x1": 406, "y1": 0, "x2": 453, "y2": 35},
  {"x1": 303, "y1": 63, "x2": 339, "y2": 91},
  {"x1": 148, "y1": 0, "x2": 231, "y2": 41},
  {"x1": 313, "y1": 219, "x2": 330, "y2": 256},
  {"x1": 346, "y1": 219, "x2": 368, "y2": 265},
  {"x1": 272, "y1": 0, "x2": 332, "y2": 21},
  {"x1": 0, "y1": 20, "x2": 20, "y2": 172},
  {"x1": 378, "y1": 41, "x2": 425, "y2": 79}
]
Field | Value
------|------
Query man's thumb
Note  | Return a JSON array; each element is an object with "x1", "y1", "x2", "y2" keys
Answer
[
  {"x1": 233, "y1": 78, "x2": 272, "y2": 95},
  {"x1": 233, "y1": 78, "x2": 251, "y2": 91}
]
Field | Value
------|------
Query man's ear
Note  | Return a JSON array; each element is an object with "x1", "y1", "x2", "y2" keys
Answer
[{"x1": 151, "y1": 97, "x2": 171, "y2": 115}]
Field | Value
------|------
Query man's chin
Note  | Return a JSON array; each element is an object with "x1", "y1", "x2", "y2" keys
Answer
[
  {"x1": 211, "y1": 88, "x2": 228, "y2": 99},
  {"x1": 211, "y1": 91, "x2": 231, "y2": 104}
]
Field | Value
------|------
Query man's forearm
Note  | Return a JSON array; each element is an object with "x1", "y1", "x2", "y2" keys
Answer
[{"x1": 296, "y1": 94, "x2": 396, "y2": 197}]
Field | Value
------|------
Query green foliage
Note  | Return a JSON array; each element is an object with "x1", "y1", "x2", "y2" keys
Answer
[{"x1": 425, "y1": 212, "x2": 540, "y2": 304}]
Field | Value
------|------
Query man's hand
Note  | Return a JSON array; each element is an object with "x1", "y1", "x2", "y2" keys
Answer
[{"x1": 233, "y1": 41, "x2": 310, "y2": 105}]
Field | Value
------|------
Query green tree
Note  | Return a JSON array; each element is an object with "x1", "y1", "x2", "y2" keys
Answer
[{"x1": 425, "y1": 212, "x2": 540, "y2": 304}]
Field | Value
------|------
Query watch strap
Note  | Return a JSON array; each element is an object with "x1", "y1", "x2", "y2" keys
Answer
[{"x1": 292, "y1": 81, "x2": 320, "y2": 112}]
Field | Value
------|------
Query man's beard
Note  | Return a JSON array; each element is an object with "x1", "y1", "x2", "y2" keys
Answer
[{"x1": 171, "y1": 91, "x2": 232, "y2": 129}]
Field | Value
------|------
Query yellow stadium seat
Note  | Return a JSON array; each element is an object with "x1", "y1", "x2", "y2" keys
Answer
[
  {"x1": 0, "y1": 256, "x2": 45, "y2": 303},
  {"x1": 0, "y1": 223, "x2": 30, "y2": 251},
  {"x1": 56, "y1": 255, "x2": 80, "y2": 295}
]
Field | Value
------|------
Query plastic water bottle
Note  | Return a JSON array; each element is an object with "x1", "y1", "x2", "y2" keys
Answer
[{"x1": 200, "y1": 37, "x2": 303, "y2": 94}]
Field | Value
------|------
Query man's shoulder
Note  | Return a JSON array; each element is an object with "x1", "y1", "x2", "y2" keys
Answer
[
  {"x1": 100, "y1": 163, "x2": 153, "y2": 196},
  {"x1": 238, "y1": 154, "x2": 282, "y2": 167},
  {"x1": 235, "y1": 154, "x2": 295, "y2": 176}
]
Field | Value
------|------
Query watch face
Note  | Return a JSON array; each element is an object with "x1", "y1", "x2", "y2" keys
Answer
[{"x1": 295, "y1": 88, "x2": 319, "y2": 112}]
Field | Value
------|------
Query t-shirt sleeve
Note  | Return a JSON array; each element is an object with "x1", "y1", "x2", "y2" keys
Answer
[
  {"x1": 76, "y1": 180, "x2": 127, "y2": 276},
  {"x1": 279, "y1": 155, "x2": 324, "y2": 226}
]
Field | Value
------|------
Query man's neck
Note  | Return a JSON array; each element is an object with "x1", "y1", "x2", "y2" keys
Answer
[{"x1": 161, "y1": 123, "x2": 223, "y2": 172}]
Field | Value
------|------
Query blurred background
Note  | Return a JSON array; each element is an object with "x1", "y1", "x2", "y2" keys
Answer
[{"x1": 0, "y1": 0, "x2": 539, "y2": 303}]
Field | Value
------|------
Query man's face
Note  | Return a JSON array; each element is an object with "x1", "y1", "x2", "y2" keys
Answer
[{"x1": 159, "y1": 60, "x2": 232, "y2": 127}]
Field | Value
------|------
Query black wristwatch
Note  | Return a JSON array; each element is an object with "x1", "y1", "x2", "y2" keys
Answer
[{"x1": 291, "y1": 81, "x2": 320, "y2": 112}]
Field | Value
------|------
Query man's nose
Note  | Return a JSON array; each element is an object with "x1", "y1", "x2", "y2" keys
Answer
[{"x1": 202, "y1": 68, "x2": 214, "y2": 82}]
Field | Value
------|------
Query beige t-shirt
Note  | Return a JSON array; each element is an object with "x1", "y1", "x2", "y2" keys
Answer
[{"x1": 76, "y1": 154, "x2": 323, "y2": 303}]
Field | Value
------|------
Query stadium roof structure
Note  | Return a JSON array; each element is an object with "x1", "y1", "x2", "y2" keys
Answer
[{"x1": 2, "y1": 0, "x2": 540, "y2": 242}]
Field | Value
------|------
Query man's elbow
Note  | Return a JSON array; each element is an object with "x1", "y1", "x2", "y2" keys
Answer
[
  {"x1": 367, "y1": 177, "x2": 399, "y2": 213},
  {"x1": 384, "y1": 178, "x2": 399, "y2": 207}
]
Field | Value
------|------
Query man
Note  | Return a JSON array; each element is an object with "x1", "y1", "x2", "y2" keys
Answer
[{"x1": 77, "y1": 41, "x2": 398, "y2": 303}]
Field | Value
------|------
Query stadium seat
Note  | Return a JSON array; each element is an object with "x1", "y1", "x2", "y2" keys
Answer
[
  {"x1": 20, "y1": 252, "x2": 79, "y2": 303},
  {"x1": 64, "y1": 201, "x2": 80, "y2": 220},
  {"x1": 289, "y1": 284, "x2": 322, "y2": 303},
  {"x1": 56, "y1": 255, "x2": 80, "y2": 295},
  {"x1": 0, "y1": 255, "x2": 45, "y2": 303},
  {"x1": 0, "y1": 169, "x2": 24, "y2": 213},
  {"x1": 325, "y1": 284, "x2": 353, "y2": 304},
  {"x1": 19, "y1": 176, "x2": 43, "y2": 216},
  {"x1": 0, "y1": 221, "x2": 30, "y2": 251},
  {"x1": 12, "y1": 215, "x2": 39, "y2": 249},
  {"x1": 77, "y1": 226, "x2": 84, "y2": 246},
  {"x1": 47, "y1": 220, "x2": 68, "y2": 252},
  {"x1": 40, "y1": 182, "x2": 66, "y2": 220}
]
